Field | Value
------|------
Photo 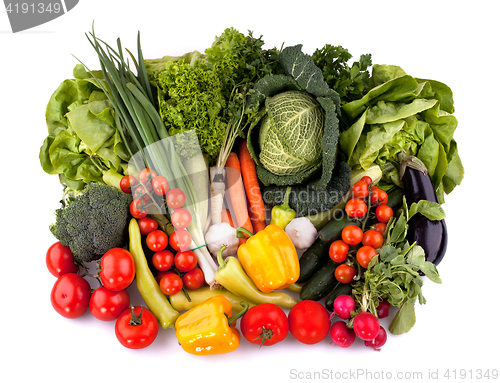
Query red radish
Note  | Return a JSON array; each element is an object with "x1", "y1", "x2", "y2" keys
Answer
[
  {"x1": 364, "y1": 326, "x2": 387, "y2": 351},
  {"x1": 329, "y1": 321, "x2": 356, "y2": 348},
  {"x1": 352, "y1": 312, "x2": 380, "y2": 341},
  {"x1": 377, "y1": 300, "x2": 391, "y2": 319},
  {"x1": 331, "y1": 295, "x2": 356, "y2": 320}
]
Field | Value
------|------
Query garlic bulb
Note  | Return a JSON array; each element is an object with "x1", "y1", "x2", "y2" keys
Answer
[
  {"x1": 285, "y1": 217, "x2": 318, "y2": 250},
  {"x1": 204, "y1": 222, "x2": 239, "y2": 258}
]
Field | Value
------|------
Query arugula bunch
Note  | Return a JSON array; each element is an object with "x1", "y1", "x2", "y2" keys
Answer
[{"x1": 352, "y1": 198, "x2": 444, "y2": 335}]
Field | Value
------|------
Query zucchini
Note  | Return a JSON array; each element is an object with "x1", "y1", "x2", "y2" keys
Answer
[
  {"x1": 299, "y1": 260, "x2": 339, "y2": 301},
  {"x1": 324, "y1": 283, "x2": 353, "y2": 312},
  {"x1": 319, "y1": 214, "x2": 361, "y2": 243},
  {"x1": 297, "y1": 238, "x2": 330, "y2": 284}
]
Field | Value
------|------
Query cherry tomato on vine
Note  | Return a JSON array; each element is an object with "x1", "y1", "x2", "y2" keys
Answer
[
  {"x1": 362, "y1": 229, "x2": 384, "y2": 249},
  {"x1": 170, "y1": 208, "x2": 192, "y2": 229},
  {"x1": 138, "y1": 168, "x2": 157, "y2": 185},
  {"x1": 352, "y1": 181, "x2": 370, "y2": 199},
  {"x1": 166, "y1": 188, "x2": 186, "y2": 210},
  {"x1": 360, "y1": 176, "x2": 372, "y2": 185},
  {"x1": 240, "y1": 303, "x2": 289, "y2": 346},
  {"x1": 89, "y1": 286, "x2": 130, "y2": 321},
  {"x1": 169, "y1": 229, "x2": 191, "y2": 251},
  {"x1": 288, "y1": 300, "x2": 330, "y2": 344},
  {"x1": 152, "y1": 176, "x2": 170, "y2": 196},
  {"x1": 130, "y1": 198, "x2": 148, "y2": 219},
  {"x1": 152, "y1": 250, "x2": 174, "y2": 272},
  {"x1": 345, "y1": 198, "x2": 368, "y2": 218},
  {"x1": 341, "y1": 225, "x2": 363, "y2": 245},
  {"x1": 174, "y1": 250, "x2": 197, "y2": 272},
  {"x1": 146, "y1": 230, "x2": 169, "y2": 252},
  {"x1": 356, "y1": 246, "x2": 377, "y2": 268},
  {"x1": 51, "y1": 273, "x2": 91, "y2": 319},
  {"x1": 120, "y1": 175, "x2": 137, "y2": 194},
  {"x1": 115, "y1": 306, "x2": 159, "y2": 349},
  {"x1": 335, "y1": 263, "x2": 357, "y2": 284},
  {"x1": 372, "y1": 222, "x2": 387, "y2": 234},
  {"x1": 133, "y1": 184, "x2": 151, "y2": 202},
  {"x1": 329, "y1": 240, "x2": 349, "y2": 263},
  {"x1": 376, "y1": 204, "x2": 393, "y2": 223},
  {"x1": 182, "y1": 268, "x2": 205, "y2": 290},
  {"x1": 46, "y1": 242, "x2": 79, "y2": 277},
  {"x1": 159, "y1": 273, "x2": 183, "y2": 295},
  {"x1": 99, "y1": 248, "x2": 136, "y2": 291},
  {"x1": 370, "y1": 186, "x2": 388, "y2": 205},
  {"x1": 155, "y1": 270, "x2": 175, "y2": 284},
  {"x1": 137, "y1": 217, "x2": 158, "y2": 236}
]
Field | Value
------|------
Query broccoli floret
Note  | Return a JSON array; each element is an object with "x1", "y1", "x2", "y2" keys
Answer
[
  {"x1": 262, "y1": 160, "x2": 351, "y2": 217},
  {"x1": 50, "y1": 183, "x2": 133, "y2": 264}
]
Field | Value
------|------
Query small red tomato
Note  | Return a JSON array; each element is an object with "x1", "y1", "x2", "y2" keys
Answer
[
  {"x1": 159, "y1": 273, "x2": 183, "y2": 295},
  {"x1": 99, "y1": 248, "x2": 136, "y2": 291},
  {"x1": 372, "y1": 222, "x2": 387, "y2": 234},
  {"x1": 137, "y1": 217, "x2": 158, "y2": 236},
  {"x1": 130, "y1": 198, "x2": 148, "y2": 219},
  {"x1": 51, "y1": 273, "x2": 91, "y2": 319},
  {"x1": 133, "y1": 184, "x2": 152, "y2": 202},
  {"x1": 356, "y1": 246, "x2": 377, "y2": 268},
  {"x1": 146, "y1": 230, "x2": 169, "y2": 252},
  {"x1": 182, "y1": 268, "x2": 205, "y2": 290},
  {"x1": 115, "y1": 306, "x2": 159, "y2": 349},
  {"x1": 46, "y1": 242, "x2": 79, "y2": 277},
  {"x1": 155, "y1": 270, "x2": 175, "y2": 284},
  {"x1": 370, "y1": 186, "x2": 388, "y2": 205},
  {"x1": 174, "y1": 250, "x2": 197, "y2": 272},
  {"x1": 166, "y1": 188, "x2": 186, "y2": 210},
  {"x1": 288, "y1": 300, "x2": 330, "y2": 345},
  {"x1": 329, "y1": 240, "x2": 349, "y2": 263},
  {"x1": 138, "y1": 168, "x2": 157, "y2": 185},
  {"x1": 341, "y1": 225, "x2": 363, "y2": 245},
  {"x1": 362, "y1": 229, "x2": 384, "y2": 249},
  {"x1": 376, "y1": 204, "x2": 393, "y2": 223},
  {"x1": 152, "y1": 176, "x2": 170, "y2": 196},
  {"x1": 240, "y1": 303, "x2": 289, "y2": 346},
  {"x1": 170, "y1": 208, "x2": 192, "y2": 229},
  {"x1": 152, "y1": 250, "x2": 174, "y2": 272},
  {"x1": 335, "y1": 263, "x2": 357, "y2": 284},
  {"x1": 89, "y1": 286, "x2": 130, "y2": 321},
  {"x1": 169, "y1": 229, "x2": 191, "y2": 251},
  {"x1": 120, "y1": 175, "x2": 137, "y2": 194},
  {"x1": 345, "y1": 198, "x2": 368, "y2": 218},
  {"x1": 352, "y1": 180, "x2": 369, "y2": 199},
  {"x1": 360, "y1": 176, "x2": 372, "y2": 185}
]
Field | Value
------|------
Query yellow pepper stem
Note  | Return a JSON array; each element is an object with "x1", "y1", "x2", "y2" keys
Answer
[
  {"x1": 236, "y1": 227, "x2": 254, "y2": 239},
  {"x1": 227, "y1": 301, "x2": 249, "y2": 325}
]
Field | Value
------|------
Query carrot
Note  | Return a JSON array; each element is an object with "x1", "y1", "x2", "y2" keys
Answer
[
  {"x1": 221, "y1": 208, "x2": 235, "y2": 228},
  {"x1": 246, "y1": 191, "x2": 266, "y2": 233},
  {"x1": 225, "y1": 152, "x2": 253, "y2": 244},
  {"x1": 239, "y1": 140, "x2": 266, "y2": 223}
]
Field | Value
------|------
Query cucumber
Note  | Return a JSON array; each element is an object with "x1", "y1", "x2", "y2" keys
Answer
[
  {"x1": 299, "y1": 260, "x2": 340, "y2": 301},
  {"x1": 319, "y1": 214, "x2": 362, "y2": 243},
  {"x1": 324, "y1": 283, "x2": 353, "y2": 312},
  {"x1": 297, "y1": 238, "x2": 330, "y2": 284}
]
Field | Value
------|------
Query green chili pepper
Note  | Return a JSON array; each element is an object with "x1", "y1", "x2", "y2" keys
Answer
[{"x1": 270, "y1": 186, "x2": 296, "y2": 230}]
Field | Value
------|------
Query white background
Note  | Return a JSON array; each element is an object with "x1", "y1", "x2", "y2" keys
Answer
[{"x1": 1, "y1": 1, "x2": 499, "y2": 382}]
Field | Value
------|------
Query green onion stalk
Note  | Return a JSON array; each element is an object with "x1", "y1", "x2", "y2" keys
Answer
[{"x1": 79, "y1": 27, "x2": 219, "y2": 288}]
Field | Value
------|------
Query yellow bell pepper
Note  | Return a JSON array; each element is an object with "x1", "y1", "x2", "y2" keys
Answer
[
  {"x1": 174, "y1": 296, "x2": 248, "y2": 355},
  {"x1": 236, "y1": 224, "x2": 300, "y2": 293}
]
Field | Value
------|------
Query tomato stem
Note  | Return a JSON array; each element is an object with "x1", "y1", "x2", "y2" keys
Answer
[
  {"x1": 252, "y1": 326, "x2": 274, "y2": 348},
  {"x1": 129, "y1": 306, "x2": 143, "y2": 326}
]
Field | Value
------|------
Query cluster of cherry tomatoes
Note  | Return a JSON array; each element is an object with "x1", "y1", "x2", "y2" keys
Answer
[{"x1": 329, "y1": 176, "x2": 394, "y2": 284}]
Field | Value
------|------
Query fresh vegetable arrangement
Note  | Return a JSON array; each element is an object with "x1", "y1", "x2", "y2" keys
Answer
[{"x1": 41, "y1": 26, "x2": 463, "y2": 354}]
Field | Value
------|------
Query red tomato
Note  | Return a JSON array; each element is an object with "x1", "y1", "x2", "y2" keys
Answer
[
  {"x1": 341, "y1": 225, "x2": 363, "y2": 245},
  {"x1": 345, "y1": 198, "x2": 368, "y2": 218},
  {"x1": 137, "y1": 217, "x2": 158, "y2": 236},
  {"x1": 362, "y1": 229, "x2": 384, "y2": 249},
  {"x1": 152, "y1": 250, "x2": 174, "y2": 272},
  {"x1": 169, "y1": 229, "x2": 191, "y2": 251},
  {"x1": 89, "y1": 286, "x2": 130, "y2": 321},
  {"x1": 174, "y1": 250, "x2": 197, "y2": 272},
  {"x1": 115, "y1": 306, "x2": 159, "y2": 349},
  {"x1": 130, "y1": 198, "x2": 148, "y2": 219},
  {"x1": 51, "y1": 273, "x2": 91, "y2": 319},
  {"x1": 352, "y1": 181, "x2": 369, "y2": 199},
  {"x1": 288, "y1": 300, "x2": 330, "y2": 344},
  {"x1": 166, "y1": 188, "x2": 186, "y2": 210},
  {"x1": 138, "y1": 168, "x2": 157, "y2": 185},
  {"x1": 329, "y1": 240, "x2": 349, "y2": 263},
  {"x1": 170, "y1": 208, "x2": 192, "y2": 229},
  {"x1": 372, "y1": 222, "x2": 387, "y2": 234},
  {"x1": 182, "y1": 268, "x2": 205, "y2": 290},
  {"x1": 152, "y1": 176, "x2": 170, "y2": 196},
  {"x1": 155, "y1": 270, "x2": 174, "y2": 284},
  {"x1": 159, "y1": 273, "x2": 183, "y2": 295},
  {"x1": 120, "y1": 175, "x2": 137, "y2": 194},
  {"x1": 240, "y1": 303, "x2": 289, "y2": 346},
  {"x1": 335, "y1": 263, "x2": 357, "y2": 284},
  {"x1": 370, "y1": 186, "x2": 388, "y2": 205},
  {"x1": 99, "y1": 248, "x2": 136, "y2": 291},
  {"x1": 146, "y1": 230, "x2": 169, "y2": 252},
  {"x1": 376, "y1": 204, "x2": 393, "y2": 223},
  {"x1": 360, "y1": 176, "x2": 372, "y2": 185},
  {"x1": 46, "y1": 242, "x2": 79, "y2": 277},
  {"x1": 133, "y1": 184, "x2": 152, "y2": 202},
  {"x1": 356, "y1": 246, "x2": 377, "y2": 268}
]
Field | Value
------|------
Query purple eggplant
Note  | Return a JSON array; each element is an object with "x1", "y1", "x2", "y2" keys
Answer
[{"x1": 400, "y1": 155, "x2": 447, "y2": 265}]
